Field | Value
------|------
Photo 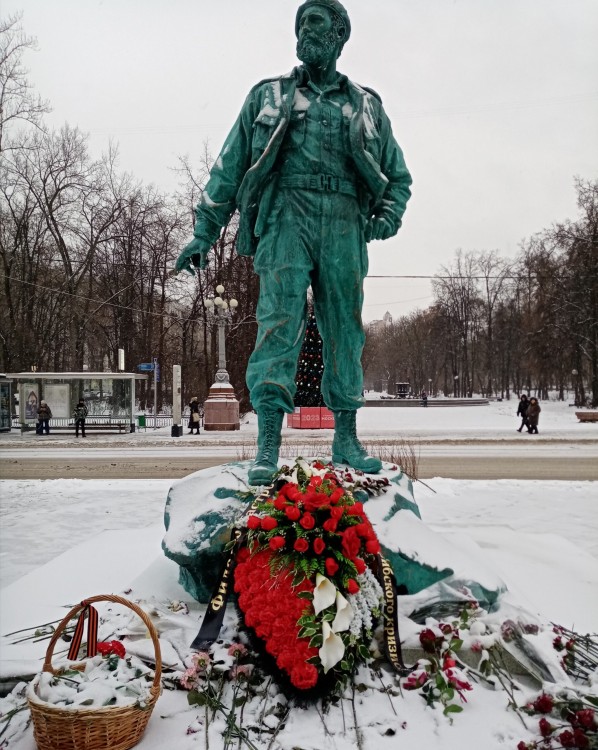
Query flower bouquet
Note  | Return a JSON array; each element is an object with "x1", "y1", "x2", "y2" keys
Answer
[{"x1": 232, "y1": 459, "x2": 387, "y2": 694}]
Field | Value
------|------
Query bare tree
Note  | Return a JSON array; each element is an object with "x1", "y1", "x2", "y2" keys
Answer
[{"x1": 0, "y1": 12, "x2": 50, "y2": 151}]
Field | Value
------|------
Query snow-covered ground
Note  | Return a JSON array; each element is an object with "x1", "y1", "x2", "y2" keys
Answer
[
  {"x1": 1, "y1": 399, "x2": 597, "y2": 449},
  {"x1": 0, "y1": 401, "x2": 596, "y2": 750}
]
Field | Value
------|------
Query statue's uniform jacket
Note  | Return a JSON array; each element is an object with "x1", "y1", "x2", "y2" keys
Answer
[{"x1": 194, "y1": 66, "x2": 412, "y2": 414}]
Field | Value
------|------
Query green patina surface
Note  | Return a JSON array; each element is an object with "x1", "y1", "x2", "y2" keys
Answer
[{"x1": 162, "y1": 462, "x2": 503, "y2": 607}]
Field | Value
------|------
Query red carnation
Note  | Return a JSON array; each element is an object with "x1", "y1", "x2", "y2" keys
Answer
[
  {"x1": 261, "y1": 516, "x2": 278, "y2": 531},
  {"x1": 365, "y1": 539, "x2": 381, "y2": 555},
  {"x1": 574, "y1": 710, "x2": 596, "y2": 730},
  {"x1": 325, "y1": 557, "x2": 339, "y2": 576},
  {"x1": 247, "y1": 515, "x2": 261, "y2": 529},
  {"x1": 533, "y1": 694, "x2": 554, "y2": 714},
  {"x1": 299, "y1": 512, "x2": 315, "y2": 530},
  {"x1": 341, "y1": 527, "x2": 360, "y2": 560},
  {"x1": 294, "y1": 538, "x2": 309, "y2": 553},
  {"x1": 97, "y1": 640, "x2": 126, "y2": 659},
  {"x1": 323, "y1": 518, "x2": 338, "y2": 533},
  {"x1": 573, "y1": 729, "x2": 590, "y2": 749},
  {"x1": 273, "y1": 496, "x2": 286, "y2": 511},
  {"x1": 313, "y1": 538, "x2": 325, "y2": 555},
  {"x1": 347, "y1": 578, "x2": 360, "y2": 594},
  {"x1": 539, "y1": 718, "x2": 553, "y2": 738},
  {"x1": 236, "y1": 547, "x2": 251, "y2": 563},
  {"x1": 558, "y1": 730, "x2": 575, "y2": 748},
  {"x1": 269, "y1": 536, "x2": 286, "y2": 551},
  {"x1": 285, "y1": 505, "x2": 301, "y2": 521},
  {"x1": 290, "y1": 662, "x2": 319, "y2": 690},
  {"x1": 419, "y1": 628, "x2": 442, "y2": 654},
  {"x1": 354, "y1": 557, "x2": 366, "y2": 574},
  {"x1": 329, "y1": 487, "x2": 345, "y2": 504}
]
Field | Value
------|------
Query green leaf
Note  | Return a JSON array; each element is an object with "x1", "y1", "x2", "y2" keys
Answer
[
  {"x1": 299, "y1": 627, "x2": 317, "y2": 639},
  {"x1": 443, "y1": 704, "x2": 463, "y2": 715},
  {"x1": 309, "y1": 634, "x2": 323, "y2": 649},
  {"x1": 234, "y1": 696, "x2": 246, "y2": 707},
  {"x1": 340, "y1": 660, "x2": 350, "y2": 671},
  {"x1": 357, "y1": 644, "x2": 371, "y2": 661},
  {"x1": 450, "y1": 638, "x2": 463, "y2": 652},
  {"x1": 187, "y1": 690, "x2": 207, "y2": 707},
  {"x1": 297, "y1": 591, "x2": 313, "y2": 600}
]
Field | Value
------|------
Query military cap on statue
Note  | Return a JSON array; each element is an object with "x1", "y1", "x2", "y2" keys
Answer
[{"x1": 295, "y1": 0, "x2": 351, "y2": 44}]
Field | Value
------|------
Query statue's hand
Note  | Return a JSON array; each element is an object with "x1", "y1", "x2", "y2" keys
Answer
[
  {"x1": 174, "y1": 237, "x2": 211, "y2": 275},
  {"x1": 365, "y1": 216, "x2": 395, "y2": 242}
]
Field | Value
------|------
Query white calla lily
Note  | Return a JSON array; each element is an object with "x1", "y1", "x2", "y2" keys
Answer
[
  {"x1": 319, "y1": 621, "x2": 345, "y2": 673},
  {"x1": 331, "y1": 591, "x2": 353, "y2": 633},
  {"x1": 296, "y1": 458, "x2": 312, "y2": 477},
  {"x1": 313, "y1": 574, "x2": 336, "y2": 615}
]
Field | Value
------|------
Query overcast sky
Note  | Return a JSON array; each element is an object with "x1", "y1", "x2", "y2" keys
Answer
[{"x1": 3, "y1": 0, "x2": 597, "y2": 321}]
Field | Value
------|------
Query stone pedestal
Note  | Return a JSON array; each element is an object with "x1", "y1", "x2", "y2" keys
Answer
[{"x1": 203, "y1": 382, "x2": 240, "y2": 431}]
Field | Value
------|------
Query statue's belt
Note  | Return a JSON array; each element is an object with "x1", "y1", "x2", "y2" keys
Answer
[{"x1": 280, "y1": 173, "x2": 358, "y2": 198}]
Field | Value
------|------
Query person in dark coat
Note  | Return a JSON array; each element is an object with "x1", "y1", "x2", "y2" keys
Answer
[
  {"x1": 73, "y1": 399, "x2": 88, "y2": 437},
  {"x1": 421, "y1": 390, "x2": 428, "y2": 407},
  {"x1": 516, "y1": 394, "x2": 529, "y2": 432},
  {"x1": 188, "y1": 397, "x2": 201, "y2": 434},
  {"x1": 36, "y1": 400, "x2": 52, "y2": 435},
  {"x1": 526, "y1": 397, "x2": 541, "y2": 434}
]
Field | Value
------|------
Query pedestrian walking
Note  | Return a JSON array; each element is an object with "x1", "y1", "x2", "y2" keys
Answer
[
  {"x1": 516, "y1": 394, "x2": 529, "y2": 432},
  {"x1": 36, "y1": 400, "x2": 52, "y2": 435},
  {"x1": 526, "y1": 397, "x2": 541, "y2": 434},
  {"x1": 73, "y1": 399, "x2": 88, "y2": 437},
  {"x1": 421, "y1": 390, "x2": 428, "y2": 407},
  {"x1": 188, "y1": 397, "x2": 201, "y2": 434}
]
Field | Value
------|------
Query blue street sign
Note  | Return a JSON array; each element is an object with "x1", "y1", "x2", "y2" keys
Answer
[
  {"x1": 137, "y1": 363, "x2": 155, "y2": 372},
  {"x1": 155, "y1": 363, "x2": 160, "y2": 383}
]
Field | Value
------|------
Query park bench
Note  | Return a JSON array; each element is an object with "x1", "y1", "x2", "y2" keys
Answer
[
  {"x1": 575, "y1": 411, "x2": 598, "y2": 423},
  {"x1": 17, "y1": 416, "x2": 132, "y2": 433}
]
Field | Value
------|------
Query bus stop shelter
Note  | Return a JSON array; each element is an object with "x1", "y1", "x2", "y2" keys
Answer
[{"x1": 6, "y1": 372, "x2": 147, "y2": 432}]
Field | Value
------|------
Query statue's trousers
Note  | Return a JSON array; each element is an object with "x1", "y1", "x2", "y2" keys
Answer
[{"x1": 246, "y1": 187, "x2": 367, "y2": 414}]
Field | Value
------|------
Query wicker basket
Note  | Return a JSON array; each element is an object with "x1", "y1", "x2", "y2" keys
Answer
[{"x1": 27, "y1": 594, "x2": 162, "y2": 750}]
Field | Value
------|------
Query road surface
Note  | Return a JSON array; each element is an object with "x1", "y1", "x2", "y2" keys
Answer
[{"x1": 2, "y1": 443, "x2": 597, "y2": 480}]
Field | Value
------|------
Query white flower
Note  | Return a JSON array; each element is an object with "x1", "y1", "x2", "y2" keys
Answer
[
  {"x1": 296, "y1": 458, "x2": 312, "y2": 477},
  {"x1": 313, "y1": 574, "x2": 336, "y2": 615},
  {"x1": 331, "y1": 591, "x2": 353, "y2": 633},
  {"x1": 319, "y1": 621, "x2": 345, "y2": 673}
]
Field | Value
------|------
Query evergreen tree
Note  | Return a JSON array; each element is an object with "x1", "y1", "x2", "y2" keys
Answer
[{"x1": 294, "y1": 304, "x2": 325, "y2": 407}]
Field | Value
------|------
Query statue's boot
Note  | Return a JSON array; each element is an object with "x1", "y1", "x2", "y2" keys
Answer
[
  {"x1": 248, "y1": 409, "x2": 284, "y2": 485},
  {"x1": 331, "y1": 410, "x2": 382, "y2": 473}
]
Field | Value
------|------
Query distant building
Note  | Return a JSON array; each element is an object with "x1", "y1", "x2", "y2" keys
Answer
[{"x1": 368, "y1": 311, "x2": 393, "y2": 334}]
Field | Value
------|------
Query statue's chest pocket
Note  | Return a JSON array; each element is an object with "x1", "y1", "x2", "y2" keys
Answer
[
  {"x1": 281, "y1": 111, "x2": 306, "y2": 150},
  {"x1": 252, "y1": 113, "x2": 278, "y2": 155}
]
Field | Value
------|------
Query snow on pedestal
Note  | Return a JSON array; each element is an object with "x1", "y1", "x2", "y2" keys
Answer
[{"x1": 161, "y1": 460, "x2": 505, "y2": 608}]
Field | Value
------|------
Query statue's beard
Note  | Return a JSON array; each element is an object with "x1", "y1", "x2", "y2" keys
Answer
[{"x1": 296, "y1": 30, "x2": 338, "y2": 68}]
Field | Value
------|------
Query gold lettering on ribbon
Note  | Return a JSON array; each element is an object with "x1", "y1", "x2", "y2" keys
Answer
[
  {"x1": 211, "y1": 594, "x2": 225, "y2": 611},
  {"x1": 380, "y1": 557, "x2": 403, "y2": 672}
]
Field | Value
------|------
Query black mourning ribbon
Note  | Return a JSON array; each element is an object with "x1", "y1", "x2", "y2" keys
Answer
[
  {"x1": 376, "y1": 555, "x2": 413, "y2": 676},
  {"x1": 190, "y1": 528, "x2": 243, "y2": 651}
]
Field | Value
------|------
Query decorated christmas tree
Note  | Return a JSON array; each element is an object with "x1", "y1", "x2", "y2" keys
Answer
[{"x1": 294, "y1": 303, "x2": 325, "y2": 407}]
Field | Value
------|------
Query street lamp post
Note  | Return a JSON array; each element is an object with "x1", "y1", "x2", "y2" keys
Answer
[
  {"x1": 203, "y1": 284, "x2": 240, "y2": 431},
  {"x1": 454, "y1": 374, "x2": 459, "y2": 398},
  {"x1": 428, "y1": 378, "x2": 432, "y2": 398}
]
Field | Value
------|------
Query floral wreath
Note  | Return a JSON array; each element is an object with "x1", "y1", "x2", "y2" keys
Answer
[{"x1": 231, "y1": 458, "x2": 389, "y2": 693}]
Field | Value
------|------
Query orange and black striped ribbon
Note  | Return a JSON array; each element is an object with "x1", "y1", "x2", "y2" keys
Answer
[{"x1": 67, "y1": 601, "x2": 99, "y2": 660}]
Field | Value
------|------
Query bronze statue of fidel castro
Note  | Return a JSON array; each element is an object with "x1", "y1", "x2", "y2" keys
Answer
[{"x1": 175, "y1": 0, "x2": 412, "y2": 485}]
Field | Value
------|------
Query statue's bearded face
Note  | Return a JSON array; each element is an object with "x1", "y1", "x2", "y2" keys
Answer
[{"x1": 296, "y1": 6, "x2": 341, "y2": 67}]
